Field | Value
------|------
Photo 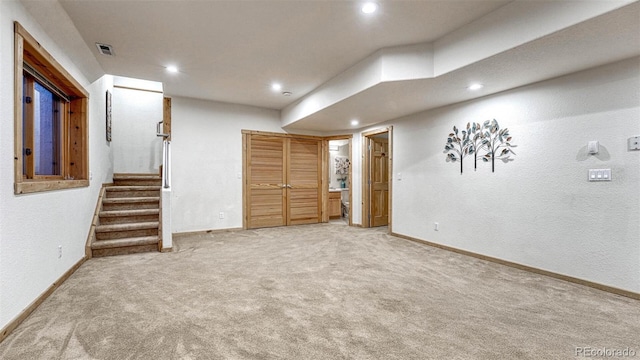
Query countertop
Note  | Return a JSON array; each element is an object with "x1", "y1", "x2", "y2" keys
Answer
[{"x1": 329, "y1": 188, "x2": 349, "y2": 192}]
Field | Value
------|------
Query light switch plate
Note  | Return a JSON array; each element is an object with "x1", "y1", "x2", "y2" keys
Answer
[
  {"x1": 588, "y1": 169, "x2": 611, "y2": 182},
  {"x1": 628, "y1": 136, "x2": 640, "y2": 151}
]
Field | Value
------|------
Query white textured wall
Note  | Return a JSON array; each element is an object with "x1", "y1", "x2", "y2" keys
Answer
[
  {"x1": 90, "y1": 74, "x2": 115, "y2": 189},
  {"x1": 171, "y1": 97, "x2": 282, "y2": 233},
  {"x1": 112, "y1": 86, "x2": 163, "y2": 174},
  {"x1": 355, "y1": 58, "x2": 639, "y2": 292},
  {"x1": 350, "y1": 134, "x2": 363, "y2": 226},
  {"x1": 0, "y1": 1, "x2": 111, "y2": 330}
]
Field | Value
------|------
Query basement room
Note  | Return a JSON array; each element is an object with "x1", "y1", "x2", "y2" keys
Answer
[{"x1": 0, "y1": 1, "x2": 638, "y2": 359}]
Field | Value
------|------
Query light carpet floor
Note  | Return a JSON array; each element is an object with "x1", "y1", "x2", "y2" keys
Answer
[{"x1": 1, "y1": 224, "x2": 638, "y2": 359}]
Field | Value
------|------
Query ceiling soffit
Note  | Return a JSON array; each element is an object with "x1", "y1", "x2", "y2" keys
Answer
[{"x1": 282, "y1": 1, "x2": 638, "y2": 131}]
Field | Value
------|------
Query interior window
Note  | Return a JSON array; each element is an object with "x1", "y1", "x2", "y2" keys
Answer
[
  {"x1": 22, "y1": 73, "x2": 65, "y2": 178},
  {"x1": 14, "y1": 21, "x2": 89, "y2": 194}
]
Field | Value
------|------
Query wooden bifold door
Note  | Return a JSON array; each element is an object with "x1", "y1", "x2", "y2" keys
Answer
[{"x1": 243, "y1": 132, "x2": 322, "y2": 229}]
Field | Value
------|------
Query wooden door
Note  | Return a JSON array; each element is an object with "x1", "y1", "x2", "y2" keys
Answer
[
  {"x1": 246, "y1": 135, "x2": 287, "y2": 228},
  {"x1": 287, "y1": 138, "x2": 322, "y2": 225},
  {"x1": 370, "y1": 137, "x2": 389, "y2": 227},
  {"x1": 244, "y1": 132, "x2": 322, "y2": 229}
]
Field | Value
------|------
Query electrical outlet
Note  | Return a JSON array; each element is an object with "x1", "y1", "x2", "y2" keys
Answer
[
  {"x1": 434, "y1": 222, "x2": 439, "y2": 231},
  {"x1": 219, "y1": 212, "x2": 225, "y2": 219},
  {"x1": 58, "y1": 245, "x2": 62, "y2": 259}
]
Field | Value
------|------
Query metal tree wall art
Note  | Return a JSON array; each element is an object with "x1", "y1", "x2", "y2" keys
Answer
[
  {"x1": 468, "y1": 122, "x2": 485, "y2": 171},
  {"x1": 444, "y1": 119, "x2": 516, "y2": 173},
  {"x1": 480, "y1": 119, "x2": 516, "y2": 172},
  {"x1": 444, "y1": 125, "x2": 473, "y2": 174}
]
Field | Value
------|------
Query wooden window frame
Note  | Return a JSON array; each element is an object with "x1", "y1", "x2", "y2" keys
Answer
[{"x1": 14, "y1": 22, "x2": 89, "y2": 194}]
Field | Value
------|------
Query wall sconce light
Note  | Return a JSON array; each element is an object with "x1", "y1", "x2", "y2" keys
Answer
[{"x1": 588, "y1": 141, "x2": 599, "y2": 155}]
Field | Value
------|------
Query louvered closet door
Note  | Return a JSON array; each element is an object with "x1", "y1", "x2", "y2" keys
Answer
[
  {"x1": 247, "y1": 136, "x2": 287, "y2": 228},
  {"x1": 287, "y1": 138, "x2": 322, "y2": 225}
]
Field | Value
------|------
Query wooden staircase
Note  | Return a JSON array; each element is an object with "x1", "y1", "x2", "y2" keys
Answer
[{"x1": 91, "y1": 174, "x2": 162, "y2": 257}]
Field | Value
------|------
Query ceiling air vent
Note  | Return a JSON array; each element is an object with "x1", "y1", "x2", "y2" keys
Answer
[{"x1": 95, "y1": 43, "x2": 114, "y2": 56}]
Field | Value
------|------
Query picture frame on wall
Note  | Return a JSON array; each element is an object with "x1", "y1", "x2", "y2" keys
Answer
[{"x1": 106, "y1": 90, "x2": 112, "y2": 142}]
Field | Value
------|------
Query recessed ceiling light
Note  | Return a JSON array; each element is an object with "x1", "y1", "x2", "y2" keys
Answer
[
  {"x1": 282, "y1": 91, "x2": 292, "y2": 96},
  {"x1": 468, "y1": 83, "x2": 483, "y2": 91},
  {"x1": 271, "y1": 83, "x2": 282, "y2": 92},
  {"x1": 351, "y1": 119, "x2": 359, "y2": 126},
  {"x1": 166, "y1": 65, "x2": 178, "y2": 73},
  {"x1": 361, "y1": 2, "x2": 378, "y2": 14}
]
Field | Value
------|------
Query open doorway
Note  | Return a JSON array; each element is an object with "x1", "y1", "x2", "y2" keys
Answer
[
  {"x1": 326, "y1": 136, "x2": 352, "y2": 226},
  {"x1": 362, "y1": 127, "x2": 392, "y2": 231}
]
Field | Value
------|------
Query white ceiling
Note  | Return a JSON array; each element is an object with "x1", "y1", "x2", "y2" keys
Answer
[{"x1": 40, "y1": 0, "x2": 640, "y2": 132}]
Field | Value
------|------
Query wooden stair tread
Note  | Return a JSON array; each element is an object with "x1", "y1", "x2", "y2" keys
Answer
[
  {"x1": 102, "y1": 197, "x2": 159, "y2": 203},
  {"x1": 95, "y1": 221, "x2": 159, "y2": 232},
  {"x1": 100, "y1": 209, "x2": 159, "y2": 217},
  {"x1": 91, "y1": 236, "x2": 159, "y2": 250},
  {"x1": 106, "y1": 186, "x2": 161, "y2": 191},
  {"x1": 113, "y1": 174, "x2": 161, "y2": 179}
]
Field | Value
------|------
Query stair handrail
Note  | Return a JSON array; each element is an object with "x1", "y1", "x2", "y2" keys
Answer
[
  {"x1": 162, "y1": 138, "x2": 171, "y2": 189},
  {"x1": 156, "y1": 121, "x2": 170, "y2": 137}
]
